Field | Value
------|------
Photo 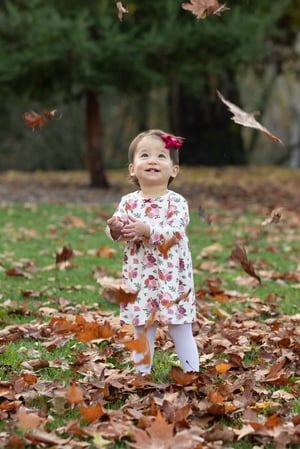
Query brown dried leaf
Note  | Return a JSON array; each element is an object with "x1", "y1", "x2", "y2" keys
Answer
[
  {"x1": 55, "y1": 245, "x2": 74, "y2": 265},
  {"x1": 157, "y1": 235, "x2": 178, "y2": 258},
  {"x1": 16, "y1": 406, "x2": 46, "y2": 430},
  {"x1": 22, "y1": 109, "x2": 59, "y2": 131},
  {"x1": 97, "y1": 246, "x2": 116, "y2": 258},
  {"x1": 116, "y1": 2, "x2": 128, "y2": 21},
  {"x1": 198, "y1": 205, "x2": 212, "y2": 225},
  {"x1": 79, "y1": 403, "x2": 105, "y2": 424},
  {"x1": 230, "y1": 245, "x2": 261, "y2": 284},
  {"x1": 215, "y1": 362, "x2": 232, "y2": 374},
  {"x1": 266, "y1": 356, "x2": 286, "y2": 380},
  {"x1": 182, "y1": 0, "x2": 229, "y2": 19},
  {"x1": 126, "y1": 410, "x2": 174, "y2": 449},
  {"x1": 217, "y1": 90, "x2": 283, "y2": 144},
  {"x1": 122, "y1": 313, "x2": 156, "y2": 368},
  {"x1": 66, "y1": 381, "x2": 83, "y2": 405},
  {"x1": 123, "y1": 331, "x2": 150, "y2": 367},
  {"x1": 169, "y1": 366, "x2": 198, "y2": 385},
  {"x1": 163, "y1": 289, "x2": 191, "y2": 307},
  {"x1": 102, "y1": 286, "x2": 139, "y2": 305},
  {"x1": 261, "y1": 207, "x2": 284, "y2": 226},
  {"x1": 5, "y1": 268, "x2": 33, "y2": 279}
]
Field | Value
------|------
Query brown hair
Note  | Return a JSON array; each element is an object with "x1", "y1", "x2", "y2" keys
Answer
[{"x1": 128, "y1": 129, "x2": 182, "y2": 187}]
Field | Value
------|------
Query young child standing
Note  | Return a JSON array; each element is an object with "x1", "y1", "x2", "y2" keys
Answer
[{"x1": 106, "y1": 129, "x2": 199, "y2": 374}]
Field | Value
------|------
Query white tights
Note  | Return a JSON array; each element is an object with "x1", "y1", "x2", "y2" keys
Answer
[{"x1": 133, "y1": 322, "x2": 199, "y2": 374}]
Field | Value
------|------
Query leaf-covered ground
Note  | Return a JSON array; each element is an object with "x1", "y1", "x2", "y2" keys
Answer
[{"x1": 0, "y1": 168, "x2": 299, "y2": 449}]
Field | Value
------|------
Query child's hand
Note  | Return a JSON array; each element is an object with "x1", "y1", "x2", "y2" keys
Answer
[
  {"x1": 121, "y1": 216, "x2": 150, "y2": 241},
  {"x1": 107, "y1": 216, "x2": 125, "y2": 240}
]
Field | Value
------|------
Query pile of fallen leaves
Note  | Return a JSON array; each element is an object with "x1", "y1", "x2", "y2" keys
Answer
[
  {"x1": 0, "y1": 290, "x2": 299, "y2": 449},
  {"x1": 0, "y1": 167, "x2": 300, "y2": 449}
]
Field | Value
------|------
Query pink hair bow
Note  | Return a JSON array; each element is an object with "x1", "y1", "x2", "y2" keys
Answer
[{"x1": 161, "y1": 134, "x2": 182, "y2": 150}]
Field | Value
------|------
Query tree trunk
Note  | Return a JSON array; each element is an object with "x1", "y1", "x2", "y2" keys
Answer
[{"x1": 85, "y1": 89, "x2": 109, "y2": 188}]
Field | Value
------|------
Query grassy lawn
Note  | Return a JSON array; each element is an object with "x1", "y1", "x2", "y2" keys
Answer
[{"x1": 0, "y1": 169, "x2": 299, "y2": 449}]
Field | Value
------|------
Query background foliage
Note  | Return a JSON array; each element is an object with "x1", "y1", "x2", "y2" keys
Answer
[{"x1": 0, "y1": 0, "x2": 299, "y2": 178}]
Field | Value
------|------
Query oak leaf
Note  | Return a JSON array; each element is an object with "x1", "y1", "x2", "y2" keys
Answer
[{"x1": 217, "y1": 90, "x2": 283, "y2": 144}]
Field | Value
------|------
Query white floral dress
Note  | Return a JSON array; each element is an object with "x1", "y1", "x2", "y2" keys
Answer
[{"x1": 106, "y1": 190, "x2": 196, "y2": 326}]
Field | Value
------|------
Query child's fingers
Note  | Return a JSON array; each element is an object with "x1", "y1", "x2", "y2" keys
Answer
[{"x1": 127, "y1": 215, "x2": 137, "y2": 222}]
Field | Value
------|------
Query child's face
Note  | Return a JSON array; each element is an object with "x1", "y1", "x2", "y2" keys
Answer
[{"x1": 128, "y1": 136, "x2": 179, "y2": 188}]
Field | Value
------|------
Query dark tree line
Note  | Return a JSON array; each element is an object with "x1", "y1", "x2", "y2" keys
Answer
[{"x1": 0, "y1": 0, "x2": 295, "y2": 186}]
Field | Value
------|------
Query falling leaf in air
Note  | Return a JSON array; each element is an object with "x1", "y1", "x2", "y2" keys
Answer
[
  {"x1": 123, "y1": 328, "x2": 150, "y2": 367},
  {"x1": 163, "y1": 289, "x2": 191, "y2": 307},
  {"x1": 217, "y1": 90, "x2": 283, "y2": 144},
  {"x1": 116, "y1": 2, "x2": 128, "y2": 21},
  {"x1": 22, "y1": 109, "x2": 61, "y2": 131},
  {"x1": 198, "y1": 205, "x2": 212, "y2": 225},
  {"x1": 182, "y1": 0, "x2": 229, "y2": 19},
  {"x1": 122, "y1": 312, "x2": 156, "y2": 368},
  {"x1": 102, "y1": 286, "x2": 139, "y2": 305},
  {"x1": 157, "y1": 235, "x2": 178, "y2": 258},
  {"x1": 261, "y1": 207, "x2": 284, "y2": 226},
  {"x1": 55, "y1": 244, "x2": 74, "y2": 267},
  {"x1": 230, "y1": 245, "x2": 261, "y2": 284}
]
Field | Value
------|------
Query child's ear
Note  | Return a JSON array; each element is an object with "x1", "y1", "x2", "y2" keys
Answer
[
  {"x1": 128, "y1": 163, "x2": 135, "y2": 176},
  {"x1": 172, "y1": 165, "x2": 180, "y2": 178}
]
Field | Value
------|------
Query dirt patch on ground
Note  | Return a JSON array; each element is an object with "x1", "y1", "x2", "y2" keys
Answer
[{"x1": 1, "y1": 167, "x2": 299, "y2": 210}]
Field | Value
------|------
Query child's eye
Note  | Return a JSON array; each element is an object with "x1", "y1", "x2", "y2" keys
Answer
[
  {"x1": 158, "y1": 153, "x2": 167, "y2": 158},
  {"x1": 140, "y1": 153, "x2": 148, "y2": 158}
]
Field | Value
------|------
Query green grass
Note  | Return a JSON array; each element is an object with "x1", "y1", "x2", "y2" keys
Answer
[{"x1": 1, "y1": 199, "x2": 299, "y2": 449}]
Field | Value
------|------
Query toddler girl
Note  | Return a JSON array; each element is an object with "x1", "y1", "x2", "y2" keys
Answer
[{"x1": 106, "y1": 129, "x2": 199, "y2": 374}]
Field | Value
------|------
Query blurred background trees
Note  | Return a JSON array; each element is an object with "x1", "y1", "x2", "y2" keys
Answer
[{"x1": 0, "y1": 0, "x2": 299, "y2": 186}]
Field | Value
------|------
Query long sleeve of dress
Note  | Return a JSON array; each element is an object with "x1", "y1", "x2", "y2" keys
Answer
[{"x1": 147, "y1": 197, "x2": 189, "y2": 245}]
